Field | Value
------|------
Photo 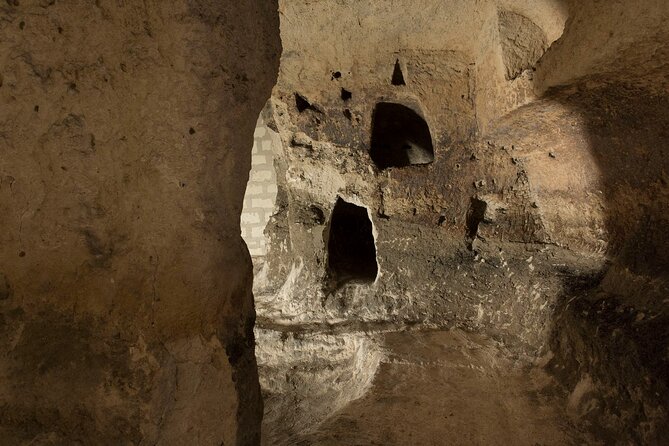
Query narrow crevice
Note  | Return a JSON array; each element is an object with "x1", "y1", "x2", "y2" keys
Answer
[{"x1": 466, "y1": 197, "x2": 488, "y2": 239}]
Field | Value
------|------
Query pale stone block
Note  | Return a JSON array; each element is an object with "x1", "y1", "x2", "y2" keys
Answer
[
  {"x1": 254, "y1": 126, "x2": 266, "y2": 138},
  {"x1": 251, "y1": 226, "x2": 264, "y2": 238},
  {"x1": 252, "y1": 155, "x2": 267, "y2": 166},
  {"x1": 250, "y1": 170, "x2": 272, "y2": 182},
  {"x1": 245, "y1": 184, "x2": 264, "y2": 196},
  {"x1": 262, "y1": 139, "x2": 273, "y2": 151},
  {"x1": 241, "y1": 212, "x2": 261, "y2": 225},
  {"x1": 252, "y1": 198, "x2": 274, "y2": 209}
]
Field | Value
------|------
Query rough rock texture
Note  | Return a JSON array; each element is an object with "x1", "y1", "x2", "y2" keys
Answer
[
  {"x1": 489, "y1": 82, "x2": 669, "y2": 443},
  {"x1": 255, "y1": 328, "x2": 383, "y2": 445},
  {"x1": 536, "y1": 0, "x2": 669, "y2": 93},
  {"x1": 254, "y1": 0, "x2": 669, "y2": 444},
  {"x1": 295, "y1": 329, "x2": 594, "y2": 445},
  {"x1": 3, "y1": 0, "x2": 669, "y2": 444},
  {"x1": 498, "y1": 10, "x2": 548, "y2": 80},
  {"x1": 258, "y1": 0, "x2": 576, "y2": 355},
  {"x1": 0, "y1": 1, "x2": 280, "y2": 444}
]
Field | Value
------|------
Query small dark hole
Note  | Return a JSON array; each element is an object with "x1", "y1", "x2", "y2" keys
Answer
[
  {"x1": 19, "y1": 21, "x2": 25, "y2": 30},
  {"x1": 391, "y1": 59, "x2": 406, "y2": 86},
  {"x1": 343, "y1": 109, "x2": 352, "y2": 120},
  {"x1": 331, "y1": 71, "x2": 342, "y2": 80},
  {"x1": 466, "y1": 198, "x2": 487, "y2": 238},
  {"x1": 310, "y1": 205, "x2": 325, "y2": 225},
  {"x1": 189, "y1": 127, "x2": 196, "y2": 135},
  {"x1": 295, "y1": 93, "x2": 312, "y2": 112},
  {"x1": 34, "y1": 105, "x2": 39, "y2": 112},
  {"x1": 58, "y1": 26, "x2": 63, "y2": 34},
  {"x1": 18, "y1": 251, "x2": 25, "y2": 258},
  {"x1": 341, "y1": 88, "x2": 352, "y2": 101},
  {"x1": 438, "y1": 215, "x2": 446, "y2": 226}
]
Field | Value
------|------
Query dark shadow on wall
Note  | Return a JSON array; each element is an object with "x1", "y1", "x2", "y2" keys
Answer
[{"x1": 546, "y1": 81, "x2": 669, "y2": 444}]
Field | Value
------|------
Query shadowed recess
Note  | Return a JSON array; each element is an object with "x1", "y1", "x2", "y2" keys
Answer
[
  {"x1": 370, "y1": 102, "x2": 434, "y2": 169},
  {"x1": 326, "y1": 197, "x2": 378, "y2": 287}
]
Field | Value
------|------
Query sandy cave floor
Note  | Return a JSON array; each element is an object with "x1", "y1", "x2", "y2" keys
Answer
[{"x1": 260, "y1": 329, "x2": 596, "y2": 446}]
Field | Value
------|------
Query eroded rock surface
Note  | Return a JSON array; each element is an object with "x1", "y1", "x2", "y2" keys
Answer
[
  {"x1": 2, "y1": 0, "x2": 668, "y2": 444},
  {"x1": 295, "y1": 329, "x2": 593, "y2": 446},
  {"x1": 0, "y1": 1, "x2": 280, "y2": 444},
  {"x1": 254, "y1": 1, "x2": 669, "y2": 444},
  {"x1": 256, "y1": 328, "x2": 383, "y2": 445}
]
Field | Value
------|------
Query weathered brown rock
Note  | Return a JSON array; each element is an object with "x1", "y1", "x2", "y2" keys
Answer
[
  {"x1": 0, "y1": 1, "x2": 280, "y2": 444},
  {"x1": 2, "y1": 0, "x2": 669, "y2": 444}
]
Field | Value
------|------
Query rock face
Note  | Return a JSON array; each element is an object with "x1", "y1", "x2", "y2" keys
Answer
[
  {"x1": 498, "y1": 10, "x2": 548, "y2": 80},
  {"x1": 258, "y1": 0, "x2": 575, "y2": 349},
  {"x1": 2, "y1": 0, "x2": 669, "y2": 444},
  {"x1": 255, "y1": 328, "x2": 383, "y2": 445},
  {"x1": 253, "y1": 0, "x2": 669, "y2": 444},
  {"x1": 0, "y1": 1, "x2": 280, "y2": 444}
]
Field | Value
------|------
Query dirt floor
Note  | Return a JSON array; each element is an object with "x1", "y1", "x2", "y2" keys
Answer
[{"x1": 261, "y1": 329, "x2": 596, "y2": 446}]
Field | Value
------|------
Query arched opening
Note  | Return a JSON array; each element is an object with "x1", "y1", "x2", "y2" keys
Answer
[
  {"x1": 370, "y1": 102, "x2": 434, "y2": 169},
  {"x1": 326, "y1": 197, "x2": 378, "y2": 287}
]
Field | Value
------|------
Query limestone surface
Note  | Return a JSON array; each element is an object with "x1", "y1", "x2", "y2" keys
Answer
[{"x1": 0, "y1": 1, "x2": 280, "y2": 444}]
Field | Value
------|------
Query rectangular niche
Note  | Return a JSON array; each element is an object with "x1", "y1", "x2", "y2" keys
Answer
[{"x1": 326, "y1": 197, "x2": 378, "y2": 287}]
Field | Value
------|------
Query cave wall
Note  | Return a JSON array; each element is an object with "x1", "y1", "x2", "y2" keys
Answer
[
  {"x1": 536, "y1": 0, "x2": 669, "y2": 93},
  {"x1": 257, "y1": 0, "x2": 579, "y2": 350},
  {"x1": 0, "y1": 1, "x2": 280, "y2": 444},
  {"x1": 257, "y1": 0, "x2": 669, "y2": 442}
]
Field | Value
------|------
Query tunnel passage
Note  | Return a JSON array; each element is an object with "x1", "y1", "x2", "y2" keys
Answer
[
  {"x1": 370, "y1": 102, "x2": 434, "y2": 169},
  {"x1": 327, "y1": 197, "x2": 378, "y2": 286}
]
